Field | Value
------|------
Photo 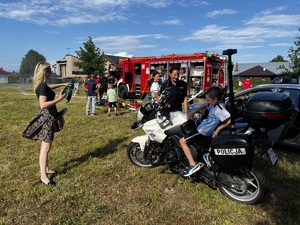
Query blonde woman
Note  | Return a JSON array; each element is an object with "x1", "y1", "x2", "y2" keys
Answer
[{"x1": 23, "y1": 62, "x2": 69, "y2": 186}]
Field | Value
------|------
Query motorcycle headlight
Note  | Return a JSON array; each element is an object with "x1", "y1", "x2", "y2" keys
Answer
[
  {"x1": 156, "y1": 115, "x2": 166, "y2": 124},
  {"x1": 161, "y1": 119, "x2": 171, "y2": 128}
]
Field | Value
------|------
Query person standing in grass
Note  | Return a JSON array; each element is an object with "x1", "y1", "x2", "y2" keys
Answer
[
  {"x1": 22, "y1": 62, "x2": 69, "y2": 186},
  {"x1": 107, "y1": 84, "x2": 118, "y2": 116},
  {"x1": 238, "y1": 79, "x2": 242, "y2": 91},
  {"x1": 159, "y1": 66, "x2": 188, "y2": 114},
  {"x1": 242, "y1": 78, "x2": 252, "y2": 90},
  {"x1": 99, "y1": 74, "x2": 108, "y2": 99},
  {"x1": 149, "y1": 71, "x2": 161, "y2": 102},
  {"x1": 73, "y1": 80, "x2": 79, "y2": 96},
  {"x1": 82, "y1": 78, "x2": 89, "y2": 98},
  {"x1": 85, "y1": 75, "x2": 99, "y2": 116},
  {"x1": 107, "y1": 74, "x2": 118, "y2": 90}
]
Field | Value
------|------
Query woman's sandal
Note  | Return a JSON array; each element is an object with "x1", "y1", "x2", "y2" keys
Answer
[
  {"x1": 46, "y1": 169, "x2": 56, "y2": 174},
  {"x1": 40, "y1": 178, "x2": 56, "y2": 186}
]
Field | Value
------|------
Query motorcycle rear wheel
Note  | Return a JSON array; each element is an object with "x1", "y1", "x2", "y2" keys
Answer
[
  {"x1": 127, "y1": 142, "x2": 160, "y2": 168},
  {"x1": 218, "y1": 164, "x2": 270, "y2": 205}
]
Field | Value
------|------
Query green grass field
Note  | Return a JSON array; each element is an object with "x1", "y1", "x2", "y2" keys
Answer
[{"x1": 0, "y1": 83, "x2": 300, "y2": 225}]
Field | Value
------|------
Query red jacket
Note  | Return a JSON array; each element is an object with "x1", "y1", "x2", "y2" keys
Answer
[{"x1": 242, "y1": 79, "x2": 252, "y2": 90}]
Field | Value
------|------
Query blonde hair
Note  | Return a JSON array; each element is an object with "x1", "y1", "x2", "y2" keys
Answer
[{"x1": 33, "y1": 62, "x2": 51, "y2": 91}]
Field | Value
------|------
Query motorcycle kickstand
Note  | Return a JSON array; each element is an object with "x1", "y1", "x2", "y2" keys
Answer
[{"x1": 167, "y1": 171, "x2": 184, "y2": 191}]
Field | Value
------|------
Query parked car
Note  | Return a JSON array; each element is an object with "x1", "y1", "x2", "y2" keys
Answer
[
  {"x1": 272, "y1": 77, "x2": 299, "y2": 84},
  {"x1": 226, "y1": 83, "x2": 300, "y2": 150}
]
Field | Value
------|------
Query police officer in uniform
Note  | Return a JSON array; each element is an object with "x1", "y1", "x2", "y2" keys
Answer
[{"x1": 159, "y1": 66, "x2": 188, "y2": 115}]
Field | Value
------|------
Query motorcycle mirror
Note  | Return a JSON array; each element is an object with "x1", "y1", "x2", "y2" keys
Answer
[{"x1": 222, "y1": 49, "x2": 237, "y2": 55}]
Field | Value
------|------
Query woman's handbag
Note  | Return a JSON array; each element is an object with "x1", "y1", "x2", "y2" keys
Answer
[{"x1": 53, "y1": 107, "x2": 68, "y2": 132}]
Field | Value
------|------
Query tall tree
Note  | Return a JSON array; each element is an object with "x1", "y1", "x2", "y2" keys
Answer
[
  {"x1": 74, "y1": 36, "x2": 106, "y2": 77},
  {"x1": 270, "y1": 55, "x2": 288, "y2": 62},
  {"x1": 20, "y1": 49, "x2": 46, "y2": 76},
  {"x1": 287, "y1": 28, "x2": 300, "y2": 77}
]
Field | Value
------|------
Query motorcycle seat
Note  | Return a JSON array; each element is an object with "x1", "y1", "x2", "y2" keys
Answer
[
  {"x1": 164, "y1": 119, "x2": 198, "y2": 138},
  {"x1": 164, "y1": 124, "x2": 184, "y2": 136},
  {"x1": 180, "y1": 119, "x2": 198, "y2": 136},
  {"x1": 219, "y1": 123, "x2": 249, "y2": 135}
]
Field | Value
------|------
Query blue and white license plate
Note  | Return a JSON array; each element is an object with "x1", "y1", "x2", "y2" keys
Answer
[{"x1": 267, "y1": 148, "x2": 278, "y2": 166}]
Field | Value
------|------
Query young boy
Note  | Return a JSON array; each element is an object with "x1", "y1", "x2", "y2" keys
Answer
[
  {"x1": 179, "y1": 87, "x2": 231, "y2": 176},
  {"x1": 107, "y1": 84, "x2": 118, "y2": 116}
]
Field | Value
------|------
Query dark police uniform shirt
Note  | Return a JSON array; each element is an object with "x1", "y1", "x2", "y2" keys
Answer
[
  {"x1": 107, "y1": 77, "x2": 117, "y2": 88},
  {"x1": 160, "y1": 79, "x2": 187, "y2": 111}
]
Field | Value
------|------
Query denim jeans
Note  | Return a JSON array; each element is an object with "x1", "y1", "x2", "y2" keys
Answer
[{"x1": 86, "y1": 96, "x2": 96, "y2": 115}]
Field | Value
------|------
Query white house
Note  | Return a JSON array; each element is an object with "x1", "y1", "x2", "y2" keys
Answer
[{"x1": 0, "y1": 68, "x2": 10, "y2": 83}]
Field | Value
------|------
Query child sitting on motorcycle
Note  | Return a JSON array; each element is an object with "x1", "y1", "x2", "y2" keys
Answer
[{"x1": 179, "y1": 87, "x2": 231, "y2": 176}]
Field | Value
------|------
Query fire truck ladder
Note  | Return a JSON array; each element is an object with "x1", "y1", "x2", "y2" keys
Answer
[{"x1": 135, "y1": 84, "x2": 141, "y2": 96}]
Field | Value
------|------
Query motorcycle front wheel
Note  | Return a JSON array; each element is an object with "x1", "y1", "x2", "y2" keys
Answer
[
  {"x1": 218, "y1": 164, "x2": 270, "y2": 205},
  {"x1": 127, "y1": 142, "x2": 160, "y2": 168}
]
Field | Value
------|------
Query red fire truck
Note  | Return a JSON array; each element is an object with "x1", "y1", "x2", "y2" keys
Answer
[{"x1": 109, "y1": 52, "x2": 227, "y2": 99}]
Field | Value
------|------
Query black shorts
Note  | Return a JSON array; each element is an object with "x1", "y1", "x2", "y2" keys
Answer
[
  {"x1": 109, "y1": 102, "x2": 117, "y2": 108},
  {"x1": 185, "y1": 132, "x2": 211, "y2": 146}
]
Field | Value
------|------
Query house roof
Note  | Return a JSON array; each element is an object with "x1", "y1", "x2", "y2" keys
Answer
[
  {"x1": 105, "y1": 55, "x2": 127, "y2": 65},
  {"x1": 0, "y1": 68, "x2": 10, "y2": 75},
  {"x1": 9, "y1": 72, "x2": 20, "y2": 77},
  {"x1": 233, "y1": 62, "x2": 290, "y2": 76},
  {"x1": 55, "y1": 54, "x2": 127, "y2": 66},
  {"x1": 236, "y1": 65, "x2": 277, "y2": 77}
]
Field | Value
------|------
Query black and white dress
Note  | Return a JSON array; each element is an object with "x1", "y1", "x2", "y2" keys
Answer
[{"x1": 22, "y1": 83, "x2": 57, "y2": 143}]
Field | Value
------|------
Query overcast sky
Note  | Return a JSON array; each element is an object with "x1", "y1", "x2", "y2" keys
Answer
[{"x1": 0, "y1": 0, "x2": 299, "y2": 72}]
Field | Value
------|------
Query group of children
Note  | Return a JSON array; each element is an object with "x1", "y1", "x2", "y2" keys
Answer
[{"x1": 83, "y1": 74, "x2": 119, "y2": 117}]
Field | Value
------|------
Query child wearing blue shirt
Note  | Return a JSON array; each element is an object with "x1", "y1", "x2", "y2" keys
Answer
[{"x1": 179, "y1": 87, "x2": 231, "y2": 176}]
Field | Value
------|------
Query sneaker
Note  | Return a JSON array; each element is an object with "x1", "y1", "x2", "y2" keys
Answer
[
  {"x1": 183, "y1": 163, "x2": 204, "y2": 177},
  {"x1": 91, "y1": 113, "x2": 97, "y2": 116},
  {"x1": 108, "y1": 114, "x2": 110, "y2": 116}
]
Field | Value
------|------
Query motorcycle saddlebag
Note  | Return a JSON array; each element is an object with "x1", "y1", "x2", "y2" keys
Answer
[
  {"x1": 243, "y1": 92, "x2": 294, "y2": 130},
  {"x1": 211, "y1": 133, "x2": 254, "y2": 169}
]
